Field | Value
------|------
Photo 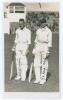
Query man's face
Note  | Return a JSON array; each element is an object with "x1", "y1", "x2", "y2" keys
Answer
[
  {"x1": 19, "y1": 20, "x2": 25, "y2": 29},
  {"x1": 41, "y1": 23, "x2": 46, "y2": 28}
]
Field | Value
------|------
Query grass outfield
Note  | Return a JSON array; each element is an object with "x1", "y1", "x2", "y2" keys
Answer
[{"x1": 4, "y1": 33, "x2": 59, "y2": 92}]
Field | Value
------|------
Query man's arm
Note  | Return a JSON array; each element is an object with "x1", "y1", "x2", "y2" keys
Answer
[
  {"x1": 12, "y1": 30, "x2": 18, "y2": 52},
  {"x1": 48, "y1": 29, "x2": 52, "y2": 48},
  {"x1": 34, "y1": 30, "x2": 39, "y2": 43},
  {"x1": 14, "y1": 30, "x2": 18, "y2": 45},
  {"x1": 47, "y1": 29, "x2": 52, "y2": 54},
  {"x1": 27, "y1": 30, "x2": 31, "y2": 44}
]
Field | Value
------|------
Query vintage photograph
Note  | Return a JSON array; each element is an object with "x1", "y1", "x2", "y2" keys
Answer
[{"x1": 4, "y1": 2, "x2": 59, "y2": 92}]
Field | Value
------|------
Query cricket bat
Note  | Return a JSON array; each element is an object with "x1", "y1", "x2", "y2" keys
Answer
[
  {"x1": 10, "y1": 61, "x2": 13, "y2": 80},
  {"x1": 29, "y1": 63, "x2": 33, "y2": 83},
  {"x1": 10, "y1": 51, "x2": 15, "y2": 80}
]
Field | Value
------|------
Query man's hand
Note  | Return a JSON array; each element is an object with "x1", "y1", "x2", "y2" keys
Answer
[
  {"x1": 48, "y1": 47, "x2": 52, "y2": 53},
  {"x1": 46, "y1": 47, "x2": 52, "y2": 58},
  {"x1": 12, "y1": 46, "x2": 16, "y2": 52}
]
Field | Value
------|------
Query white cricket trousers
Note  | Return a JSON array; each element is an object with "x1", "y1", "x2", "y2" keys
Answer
[
  {"x1": 16, "y1": 51, "x2": 28, "y2": 80},
  {"x1": 33, "y1": 43, "x2": 49, "y2": 82},
  {"x1": 40, "y1": 53, "x2": 48, "y2": 81},
  {"x1": 34, "y1": 55, "x2": 41, "y2": 82}
]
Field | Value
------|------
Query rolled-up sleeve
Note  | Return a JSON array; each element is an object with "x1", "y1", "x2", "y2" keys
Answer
[
  {"x1": 48, "y1": 30, "x2": 52, "y2": 47},
  {"x1": 34, "y1": 30, "x2": 39, "y2": 43},
  {"x1": 27, "y1": 30, "x2": 31, "y2": 44},
  {"x1": 14, "y1": 30, "x2": 18, "y2": 44}
]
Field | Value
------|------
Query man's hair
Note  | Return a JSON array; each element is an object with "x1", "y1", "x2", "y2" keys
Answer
[
  {"x1": 42, "y1": 18, "x2": 46, "y2": 23},
  {"x1": 19, "y1": 18, "x2": 24, "y2": 22}
]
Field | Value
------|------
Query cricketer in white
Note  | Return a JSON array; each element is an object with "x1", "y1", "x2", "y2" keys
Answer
[
  {"x1": 14, "y1": 19, "x2": 31, "y2": 81},
  {"x1": 33, "y1": 18, "x2": 52, "y2": 84}
]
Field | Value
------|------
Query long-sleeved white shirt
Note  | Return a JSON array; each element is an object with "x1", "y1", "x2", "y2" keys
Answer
[
  {"x1": 15, "y1": 27, "x2": 31, "y2": 45},
  {"x1": 35, "y1": 26, "x2": 52, "y2": 47}
]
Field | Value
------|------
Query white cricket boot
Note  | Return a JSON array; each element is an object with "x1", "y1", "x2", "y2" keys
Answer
[
  {"x1": 14, "y1": 75, "x2": 21, "y2": 80},
  {"x1": 39, "y1": 80, "x2": 46, "y2": 85},
  {"x1": 34, "y1": 80, "x2": 40, "y2": 83}
]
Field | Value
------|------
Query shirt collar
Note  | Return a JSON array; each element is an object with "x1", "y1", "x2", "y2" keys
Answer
[
  {"x1": 41, "y1": 26, "x2": 47, "y2": 30},
  {"x1": 19, "y1": 27, "x2": 26, "y2": 31}
]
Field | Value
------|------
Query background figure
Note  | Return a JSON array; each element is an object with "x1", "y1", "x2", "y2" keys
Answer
[
  {"x1": 14, "y1": 19, "x2": 31, "y2": 81},
  {"x1": 33, "y1": 18, "x2": 52, "y2": 84}
]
